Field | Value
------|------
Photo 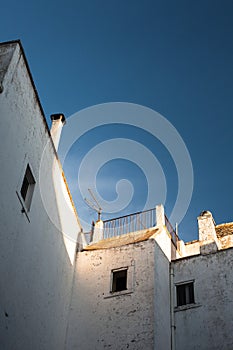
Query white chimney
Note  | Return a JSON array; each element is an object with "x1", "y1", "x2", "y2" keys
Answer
[
  {"x1": 50, "y1": 114, "x2": 66, "y2": 151},
  {"x1": 197, "y1": 210, "x2": 220, "y2": 254}
]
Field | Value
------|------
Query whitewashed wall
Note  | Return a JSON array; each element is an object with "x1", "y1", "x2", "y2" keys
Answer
[
  {"x1": 154, "y1": 242, "x2": 171, "y2": 349},
  {"x1": 0, "y1": 42, "x2": 82, "y2": 350},
  {"x1": 66, "y1": 238, "x2": 171, "y2": 350},
  {"x1": 173, "y1": 248, "x2": 233, "y2": 350}
]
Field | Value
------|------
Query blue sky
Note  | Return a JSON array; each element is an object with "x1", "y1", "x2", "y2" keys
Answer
[{"x1": 1, "y1": 0, "x2": 233, "y2": 241}]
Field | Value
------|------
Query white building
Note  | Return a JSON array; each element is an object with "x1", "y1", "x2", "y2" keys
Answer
[
  {"x1": 0, "y1": 40, "x2": 232, "y2": 350},
  {"x1": 0, "y1": 40, "x2": 83, "y2": 350}
]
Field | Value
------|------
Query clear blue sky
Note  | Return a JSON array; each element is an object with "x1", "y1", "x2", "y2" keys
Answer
[{"x1": 1, "y1": 0, "x2": 233, "y2": 241}]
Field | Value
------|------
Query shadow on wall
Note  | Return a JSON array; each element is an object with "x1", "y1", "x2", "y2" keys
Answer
[{"x1": 39, "y1": 141, "x2": 83, "y2": 265}]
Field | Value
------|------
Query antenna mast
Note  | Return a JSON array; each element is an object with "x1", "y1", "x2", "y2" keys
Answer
[{"x1": 84, "y1": 188, "x2": 102, "y2": 221}]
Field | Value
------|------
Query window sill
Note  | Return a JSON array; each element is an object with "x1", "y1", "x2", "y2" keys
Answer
[
  {"x1": 174, "y1": 303, "x2": 201, "y2": 312},
  {"x1": 16, "y1": 191, "x2": 30, "y2": 222},
  {"x1": 104, "y1": 289, "x2": 133, "y2": 299}
]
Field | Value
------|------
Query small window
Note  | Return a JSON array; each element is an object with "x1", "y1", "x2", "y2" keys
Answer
[
  {"x1": 20, "y1": 164, "x2": 35, "y2": 211},
  {"x1": 176, "y1": 282, "x2": 194, "y2": 306},
  {"x1": 111, "y1": 268, "x2": 127, "y2": 293}
]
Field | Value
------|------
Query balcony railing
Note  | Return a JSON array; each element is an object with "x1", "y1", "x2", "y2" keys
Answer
[
  {"x1": 102, "y1": 207, "x2": 179, "y2": 248},
  {"x1": 103, "y1": 207, "x2": 156, "y2": 239}
]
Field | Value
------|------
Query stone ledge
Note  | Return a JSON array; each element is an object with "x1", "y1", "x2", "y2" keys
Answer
[{"x1": 174, "y1": 303, "x2": 202, "y2": 312}]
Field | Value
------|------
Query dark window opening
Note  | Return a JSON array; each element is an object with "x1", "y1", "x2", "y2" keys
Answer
[
  {"x1": 177, "y1": 282, "x2": 194, "y2": 306},
  {"x1": 21, "y1": 175, "x2": 30, "y2": 201},
  {"x1": 20, "y1": 164, "x2": 35, "y2": 210},
  {"x1": 112, "y1": 269, "x2": 127, "y2": 292}
]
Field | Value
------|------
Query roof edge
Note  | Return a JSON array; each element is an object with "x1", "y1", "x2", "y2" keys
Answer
[
  {"x1": 1, "y1": 39, "x2": 53, "y2": 148},
  {"x1": 0, "y1": 39, "x2": 21, "y2": 47}
]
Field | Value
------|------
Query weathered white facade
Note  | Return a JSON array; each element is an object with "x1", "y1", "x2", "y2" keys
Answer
[
  {"x1": 66, "y1": 209, "x2": 233, "y2": 350},
  {"x1": 0, "y1": 41, "x2": 83, "y2": 350},
  {"x1": 172, "y1": 211, "x2": 233, "y2": 350},
  {"x1": 66, "y1": 228, "x2": 172, "y2": 350},
  {"x1": 174, "y1": 249, "x2": 233, "y2": 350},
  {"x1": 0, "y1": 41, "x2": 233, "y2": 350}
]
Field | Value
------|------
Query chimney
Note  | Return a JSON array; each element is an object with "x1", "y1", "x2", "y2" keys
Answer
[
  {"x1": 50, "y1": 114, "x2": 66, "y2": 151},
  {"x1": 197, "y1": 211, "x2": 220, "y2": 254}
]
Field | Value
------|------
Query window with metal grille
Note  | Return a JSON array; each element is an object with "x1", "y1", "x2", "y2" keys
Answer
[
  {"x1": 176, "y1": 282, "x2": 194, "y2": 306},
  {"x1": 111, "y1": 268, "x2": 127, "y2": 293},
  {"x1": 20, "y1": 164, "x2": 35, "y2": 211}
]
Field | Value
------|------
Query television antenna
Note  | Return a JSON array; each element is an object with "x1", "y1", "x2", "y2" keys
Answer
[{"x1": 84, "y1": 188, "x2": 102, "y2": 221}]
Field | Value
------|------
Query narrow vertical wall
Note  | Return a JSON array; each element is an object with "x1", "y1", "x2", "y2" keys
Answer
[{"x1": 154, "y1": 241, "x2": 171, "y2": 349}]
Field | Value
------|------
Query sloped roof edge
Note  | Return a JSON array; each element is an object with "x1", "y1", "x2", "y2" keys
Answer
[
  {"x1": 83, "y1": 227, "x2": 158, "y2": 250},
  {"x1": 216, "y1": 222, "x2": 233, "y2": 237}
]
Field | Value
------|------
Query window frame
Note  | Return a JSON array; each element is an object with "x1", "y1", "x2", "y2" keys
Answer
[
  {"x1": 111, "y1": 267, "x2": 128, "y2": 293},
  {"x1": 104, "y1": 262, "x2": 135, "y2": 299},
  {"x1": 16, "y1": 163, "x2": 36, "y2": 221},
  {"x1": 20, "y1": 164, "x2": 36, "y2": 211},
  {"x1": 176, "y1": 280, "x2": 195, "y2": 307}
]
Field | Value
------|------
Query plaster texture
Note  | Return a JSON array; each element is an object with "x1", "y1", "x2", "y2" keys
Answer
[
  {"x1": 174, "y1": 249, "x2": 233, "y2": 350},
  {"x1": 0, "y1": 41, "x2": 81, "y2": 350},
  {"x1": 66, "y1": 239, "x2": 160, "y2": 349}
]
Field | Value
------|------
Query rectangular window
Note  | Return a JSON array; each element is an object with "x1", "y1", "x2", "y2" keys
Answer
[
  {"x1": 176, "y1": 282, "x2": 194, "y2": 306},
  {"x1": 111, "y1": 268, "x2": 127, "y2": 293},
  {"x1": 20, "y1": 164, "x2": 35, "y2": 211}
]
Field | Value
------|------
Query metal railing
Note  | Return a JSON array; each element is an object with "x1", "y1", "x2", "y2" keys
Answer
[
  {"x1": 164, "y1": 214, "x2": 179, "y2": 248},
  {"x1": 102, "y1": 207, "x2": 179, "y2": 247},
  {"x1": 103, "y1": 207, "x2": 156, "y2": 239}
]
